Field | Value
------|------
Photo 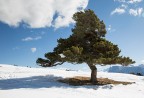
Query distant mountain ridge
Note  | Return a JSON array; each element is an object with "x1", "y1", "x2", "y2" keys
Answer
[{"x1": 108, "y1": 64, "x2": 144, "y2": 76}]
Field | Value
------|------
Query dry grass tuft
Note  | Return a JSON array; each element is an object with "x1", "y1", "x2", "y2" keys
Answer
[{"x1": 58, "y1": 76, "x2": 133, "y2": 86}]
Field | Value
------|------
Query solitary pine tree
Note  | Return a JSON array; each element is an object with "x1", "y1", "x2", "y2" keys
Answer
[{"x1": 37, "y1": 10, "x2": 135, "y2": 83}]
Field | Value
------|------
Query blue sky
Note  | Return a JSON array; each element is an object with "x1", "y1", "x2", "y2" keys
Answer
[{"x1": 0, "y1": 0, "x2": 144, "y2": 67}]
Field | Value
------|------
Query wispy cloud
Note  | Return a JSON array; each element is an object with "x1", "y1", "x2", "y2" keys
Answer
[
  {"x1": 121, "y1": 4, "x2": 128, "y2": 9},
  {"x1": 129, "y1": 8, "x2": 143, "y2": 16},
  {"x1": 107, "y1": 25, "x2": 112, "y2": 31},
  {"x1": 22, "y1": 36, "x2": 42, "y2": 41},
  {"x1": 114, "y1": 0, "x2": 126, "y2": 3},
  {"x1": 107, "y1": 25, "x2": 116, "y2": 32},
  {"x1": 111, "y1": 8, "x2": 126, "y2": 15},
  {"x1": 0, "y1": 0, "x2": 88, "y2": 28},
  {"x1": 111, "y1": 4, "x2": 127, "y2": 15},
  {"x1": 114, "y1": 0, "x2": 143, "y2": 4},
  {"x1": 128, "y1": 0, "x2": 143, "y2": 4},
  {"x1": 31, "y1": 48, "x2": 37, "y2": 53}
]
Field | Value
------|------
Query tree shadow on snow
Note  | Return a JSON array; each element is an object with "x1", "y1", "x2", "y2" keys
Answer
[{"x1": 0, "y1": 75, "x2": 114, "y2": 90}]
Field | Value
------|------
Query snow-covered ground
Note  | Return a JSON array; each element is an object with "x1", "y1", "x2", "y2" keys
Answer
[{"x1": 0, "y1": 64, "x2": 144, "y2": 98}]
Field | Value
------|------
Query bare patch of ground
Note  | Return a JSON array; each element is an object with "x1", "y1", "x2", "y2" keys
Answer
[{"x1": 58, "y1": 76, "x2": 133, "y2": 86}]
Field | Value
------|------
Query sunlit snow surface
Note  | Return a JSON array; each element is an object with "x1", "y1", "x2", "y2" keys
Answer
[{"x1": 0, "y1": 64, "x2": 144, "y2": 98}]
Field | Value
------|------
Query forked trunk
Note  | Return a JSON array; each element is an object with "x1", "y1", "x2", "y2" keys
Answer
[{"x1": 88, "y1": 64, "x2": 97, "y2": 84}]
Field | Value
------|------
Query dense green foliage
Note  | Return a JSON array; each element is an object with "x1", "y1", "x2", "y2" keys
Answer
[{"x1": 37, "y1": 9, "x2": 135, "y2": 68}]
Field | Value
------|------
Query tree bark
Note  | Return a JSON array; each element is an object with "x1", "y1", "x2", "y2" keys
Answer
[{"x1": 88, "y1": 64, "x2": 97, "y2": 84}]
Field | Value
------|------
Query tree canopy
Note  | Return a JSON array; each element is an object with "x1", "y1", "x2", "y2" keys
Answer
[{"x1": 36, "y1": 9, "x2": 135, "y2": 83}]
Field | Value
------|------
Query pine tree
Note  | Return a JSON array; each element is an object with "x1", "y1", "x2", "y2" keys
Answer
[{"x1": 36, "y1": 9, "x2": 135, "y2": 84}]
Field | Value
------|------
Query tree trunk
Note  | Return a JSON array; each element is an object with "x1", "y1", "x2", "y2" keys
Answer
[{"x1": 88, "y1": 64, "x2": 97, "y2": 84}]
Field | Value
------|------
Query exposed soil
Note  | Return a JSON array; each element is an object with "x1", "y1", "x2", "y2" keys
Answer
[{"x1": 58, "y1": 76, "x2": 134, "y2": 86}]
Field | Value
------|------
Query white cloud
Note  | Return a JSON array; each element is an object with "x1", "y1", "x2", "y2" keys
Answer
[
  {"x1": 129, "y1": 8, "x2": 143, "y2": 16},
  {"x1": 107, "y1": 25, "x2": 116, "y2": 32},
  {"x1": 129, "y1": 9, "x2": 138, "y2": 16},
  {"x1": 128, "y1": 0, "x2": 143, "y2": 4},
  {"x1": 114, "y1": 0, "x2": 126, "y2": 3},
  {"x1": 111, "y1": 8, "x2": 126, "y2": 15},
  {"x1": 22, "y1": 36, "x2": 42, "y2": 41},
  {"x1": 111, "y1": 4, "x2": 127, "y2": 15},
  {"x1": 112, "y1": 0, "x2": 144, "y2": 17},
  {"x1": 34, "y1": 36, "x2": 42, "y2": 40},
  {"x1": 0, "y1": 0, "x2": 88, "y2": 28},
  {"x1": 114, "y1": 0, "x2": 143, "y2": 4},
  {"x1": 31, "y1": 48, "x2": 36, "y2": 53},
  {"x1": 121, "y1": 4, "x2": 128, "y2": 9},
  {"x1": 107, "y1": 25, "x2": 112, "y2": 31},
  {"x1": 138, "y1": 8, "x2": 143, "y2": 15}
]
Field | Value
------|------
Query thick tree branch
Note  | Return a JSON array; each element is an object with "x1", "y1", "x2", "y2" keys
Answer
[{"x1": 53, "y1": 62, "x2": 64, "y2": 66}]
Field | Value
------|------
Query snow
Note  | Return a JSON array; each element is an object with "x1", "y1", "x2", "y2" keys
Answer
[
  {"x1": 108, "y1": 64, "x2": 144, "y2": 75},
  {"x1": 0, "y1": 64, "x2": 144, "y2": 98}
]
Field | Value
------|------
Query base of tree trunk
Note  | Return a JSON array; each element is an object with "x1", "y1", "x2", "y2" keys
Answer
[
  {"x1": 90, "y1": 69, "x2": 97, "y2": 84},
  {"x1": 59, "y1": 76, "x2": 133, "y2": 86}
]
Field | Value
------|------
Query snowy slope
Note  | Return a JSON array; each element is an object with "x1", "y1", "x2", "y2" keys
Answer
[{"x1": 0, "y1": 64, "x2": 144, "y2": 98}]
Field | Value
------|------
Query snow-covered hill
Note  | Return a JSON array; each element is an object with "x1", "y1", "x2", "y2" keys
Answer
[{"x1": 0, "y1": 64, "x2": 144, "y2": 98}]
